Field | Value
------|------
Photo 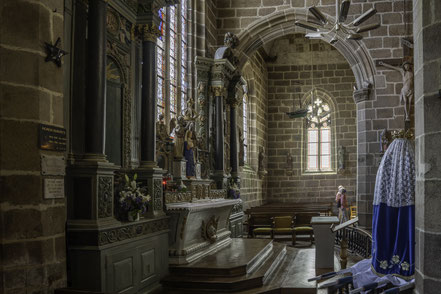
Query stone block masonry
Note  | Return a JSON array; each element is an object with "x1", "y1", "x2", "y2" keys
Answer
[
  {"x1": 0, "y1": 0, "x2": 67, "y2": 292},
  {"x1": 413, "y1": 0, "x2": 441, "y2": 293},
  {"x1": 265, "y1": 37, "x2": 357, "y2": 207},
  {"x1": 239, "y1": 52, "x2": 268, "y2": 210}
]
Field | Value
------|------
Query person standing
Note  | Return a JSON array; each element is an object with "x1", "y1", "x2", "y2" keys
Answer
[{"x1": 336, "y1": 186, "x2": 348, "y2": 223}]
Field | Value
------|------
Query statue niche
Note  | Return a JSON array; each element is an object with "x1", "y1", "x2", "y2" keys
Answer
[
  {"x1": 105, "y1": 57, "x2": 123, "y2": 166},
  {"x1": 184, "y1": 122, "x2": 197, "y2": 178}
]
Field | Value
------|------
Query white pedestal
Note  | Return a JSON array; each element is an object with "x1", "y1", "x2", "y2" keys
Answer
[{"x1": 311, "y1": 216, "x2": 340, "y2": 269}]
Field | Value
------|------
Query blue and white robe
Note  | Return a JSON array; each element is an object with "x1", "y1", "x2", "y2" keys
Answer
[{"x1": 371, "y1": 138, "x2": 415, "y2": 280}]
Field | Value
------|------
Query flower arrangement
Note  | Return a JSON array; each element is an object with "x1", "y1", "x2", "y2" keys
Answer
[
  {"x1": 228, "y1": 181, "x2": 240, "y2": 199},
  {"x1": 118, "y1": 174, "x2": 150, "y2": 221}
]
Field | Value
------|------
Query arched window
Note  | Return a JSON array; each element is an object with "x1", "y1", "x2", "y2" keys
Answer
[
  {"x1": 156, "y1": 1, "x2": 188, "y2": 122},
  {"x1": 243, "y1": 94, "x2": 248, "y2": 163},
  {"x1": 305, "y1": 90, "x2": 333, "y2": 172}
]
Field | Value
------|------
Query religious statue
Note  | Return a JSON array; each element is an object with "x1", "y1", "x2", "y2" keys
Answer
[
  {"x1": 224, "y1": 32, "x2": 239, "y2": 49},
  {"x1": 184, "y1": 122, "x2": 196, "y2": 178},
  {"x1": 173, "y1": 116, "x2": 187, "y2": 159},
  {"x1": 258, "y1": 146, "x2": 265, "y2": 172},
  {"x1": 286, "y1": 152, "x2": 293, "y2": 170},
  {"x1": 338, "y1": 146, "x2": 345, "y2": 172},
  {"x1": 183, "y1": 96, "x2": 198, "y2": 121},
  {"x1": 238, "y1": 128, "x2": 245, "y2": 166},
  {"x1": 379, "y1": 61, "x2": 414, "y2": 121},
  {"x1": 156, "y1": 113, "x2": 168, "y2": 141}
]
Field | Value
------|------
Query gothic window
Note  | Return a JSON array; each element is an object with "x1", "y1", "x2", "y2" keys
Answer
[
  {"x1": 305, "y1": 92, "x2": 333, "y2": 172},
  {"x1": 169, "y1": 5, "x2": 177, "y2": 118},
  {"x1": 243, "y1": 95, "x2": 248, "y2": 163},
  {"x1": 180, "y1": 0, "x2": 188, "y2": 114},
  {"x1": 156, "y1": 2, "x2": 189, "y2": 123},
  {"x1": 157, "y1": 7, "x2": 166, "y2": 120}
]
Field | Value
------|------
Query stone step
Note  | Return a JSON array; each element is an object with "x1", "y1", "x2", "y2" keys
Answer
[
  {"x1": 169, "y1": 238, "x2": 274, "y2": 277},
  {"x1": 162, "y1": 242, "x2": 287, "y2": 293}
]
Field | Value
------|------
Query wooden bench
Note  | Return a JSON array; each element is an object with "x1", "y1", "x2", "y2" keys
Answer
[{"x1": 245, "y1": 202, "x2": 333, "y2": 242}]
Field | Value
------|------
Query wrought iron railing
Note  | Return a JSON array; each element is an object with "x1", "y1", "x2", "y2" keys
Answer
[{"x1": 335, "y1": 225, "x2": 372, "y2": 259}]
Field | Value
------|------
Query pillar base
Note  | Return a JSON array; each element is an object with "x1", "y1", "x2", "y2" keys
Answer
[
  {"x1": 212, "y1": 170, "x2": 228, "y2": 189},
  {"x1": 67, "y1": 155, "x2": 119, "y2": 225},
  {"x1": 137, "y1": 166, "x2": 165, "y2": 218}
]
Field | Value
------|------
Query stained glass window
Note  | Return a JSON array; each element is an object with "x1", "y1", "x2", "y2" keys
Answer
[
  {"x1": 155, "y1": 2, "x2": 189, "y2": 124},
  {"x1": 169, "y1": 5, "x2": 177, "y2": 118},
  {"x1": 305, "y1": 91, "x2": 333, "y2": 172},
  {"x1": 180, "y1": 0, "x2": 188, "y2": 115},
  {"x1": 157, "y1": 7, "x2": 166, "y2": 119},
  {"x1": 243, "y1": 96, "x2": 248, "y2": 163}
]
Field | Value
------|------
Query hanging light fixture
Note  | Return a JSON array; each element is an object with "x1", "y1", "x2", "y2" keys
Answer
[{"x1": 295, "y1": 0, "x2": 380, "y2": 43}]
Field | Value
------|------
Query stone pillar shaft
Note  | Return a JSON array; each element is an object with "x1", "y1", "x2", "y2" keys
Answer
[
  {"x1": 141, "y1": 40, "x2": 157, "y2": 163},
  {"x1": 215, "y1": 94, "x2": 224, "y2": 171},
  {"x1": 230, "y1": 105, "x2": 238, "y2": 175},
  {"x1": 85, "y1": 0, "x2": 107, "y2": 155}
]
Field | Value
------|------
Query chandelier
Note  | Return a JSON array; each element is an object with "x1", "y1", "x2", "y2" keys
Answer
[{"x1": 295, "y1": 0, "x2": 380, "y2": 44}]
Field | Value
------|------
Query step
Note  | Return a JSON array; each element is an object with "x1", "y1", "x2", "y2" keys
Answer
[
  {"x1": 169, "y1": 238, "x2": 274, "y2": 277},
  {"x1": 162, "y1": 242, "x2": 287, "y2": 293}
]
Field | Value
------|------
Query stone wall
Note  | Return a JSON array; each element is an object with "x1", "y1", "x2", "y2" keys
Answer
[
  {"x1": 216, "y1": 0, "x2": 413, "y2": 227},
  {"x1": 205, "y1": 0, "x2": 218, "y2": 57},
  {"x1": 239, "y1": 51, "x2": 268, "y2": 209},
  {"x1": 266, "y1": 37, "x2": 356, "y2": 206},
  {"x1": 413, "y1": 0, "x2": 441, "y2": 292},
  {"x1": 0, "y1": 0, "x2": 67, "y2": 292}
]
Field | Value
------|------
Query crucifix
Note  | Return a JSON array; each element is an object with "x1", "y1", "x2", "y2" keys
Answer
[{"x1": 377, "y1": 60, "x2": 414, "y2": 123}]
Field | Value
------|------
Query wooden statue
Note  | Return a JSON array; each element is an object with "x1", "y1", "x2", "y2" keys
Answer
[{"x1": 379, "y1": 61, "x2": 414, "y2": 121}]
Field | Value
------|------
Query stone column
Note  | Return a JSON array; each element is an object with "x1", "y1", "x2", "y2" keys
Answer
[
  {"x1": 68, "y1": 0, "x2": 117, "y2": 225},
  {"x1": 214, "y1": 86, "x2": 225, "y2": 172},
  {"x1": 413, "y1": 0, "x2": 441, "y2": 292},
  {"x1": 210, "y1": 59, "x2": 235, "y2": 188},
  {"x1": 353, "y1": 88, "x2": 375, "y2": 229},
  {"x1": 84, "y1": 0, "x2": 108, "y2": 159},
  {"x1": 227, "y1": 76, "x2": 243, "y2": 183},
  {"x1": 138, "y1": 24, "x2": 161, "y2": 167},
  {"x1": 136, "y1": 23, "x2": 164, "y2": 218},
  {"x1": 195, "y1": 56, "x2": 213, "y2": 178}
]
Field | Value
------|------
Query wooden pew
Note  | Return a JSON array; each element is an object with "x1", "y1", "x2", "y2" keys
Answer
[{"x1": 244, "y1": 202, "x2": 334, "y2": 238}]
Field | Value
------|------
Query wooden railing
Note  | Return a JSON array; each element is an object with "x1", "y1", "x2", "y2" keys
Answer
[{"x1": 335, "y1": 225, "x2": 372, "y2": 259}]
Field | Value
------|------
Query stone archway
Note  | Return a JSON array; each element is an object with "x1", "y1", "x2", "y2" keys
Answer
[
  {"x1": 235, "y1": 9, "x2": 378, "y2": 227},
  {"x1": 236, "y1": 8, "x2": 376, "y2": 91}
]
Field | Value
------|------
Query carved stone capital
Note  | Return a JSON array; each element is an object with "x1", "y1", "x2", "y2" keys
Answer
[
  {"x1": 136, "y1": 24, "x2": 161, "y2": 42},
  {"x1": 226, "y1": 95, "x2": 241, "y2": 107},
  {"x1": 211, "y1": 86, "x2": 226, "y2": 97},
  {"x1": 353, "y1": 88, "x2": 370, "y2": 103}
]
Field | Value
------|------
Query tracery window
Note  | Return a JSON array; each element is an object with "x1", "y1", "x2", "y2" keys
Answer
[
  {"x1": 157, "y1": 7, "x2": 166, "y2": 120},
  {"x1": 243, "y1": 95, "x2": 248, "y2": 163},
  {"x1": 156, "y1": 1, "x2": 189, "y2": 122},
  {"x1": 180, "y1": 0, "x2": 188, "y2": 114},
  {"x1": 305, "y1": 92, "x2": 333, "y2": 172}
]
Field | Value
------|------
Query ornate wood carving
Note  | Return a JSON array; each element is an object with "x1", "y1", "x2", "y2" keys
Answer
[
  {"x1": 98, "y1": 176, "x2": 113, "y2": 218},
  {"x1": 201, "y1": 216, "x2": 219, "y2": 243},
  {"x1": 97, "y1": 218, "x2": 169, "y2": 246},
  {"x1": 153, "y1": 179, "x2": 163, "y2": 211}
]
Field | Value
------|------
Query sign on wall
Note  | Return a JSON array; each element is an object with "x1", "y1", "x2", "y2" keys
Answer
[{"x1": 39, "y1": 124, "x2": 67, "y2": 151}]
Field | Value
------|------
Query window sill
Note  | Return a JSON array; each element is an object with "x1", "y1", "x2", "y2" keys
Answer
[{"x1": 302, "y1": 170, "x2": 336, "y2": 176}]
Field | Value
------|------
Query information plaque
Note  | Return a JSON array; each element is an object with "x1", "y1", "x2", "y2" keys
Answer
[
  {"x1": 39, "y1": 124, "x2": 66, "y2": 151},
  {"x1": 44, "y1": 178, "x2": 65, "y2": 199}
]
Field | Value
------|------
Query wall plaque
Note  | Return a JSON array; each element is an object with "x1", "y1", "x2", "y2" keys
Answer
[
  {"x1": 39, "y1": 124, "x2": 67, "y2": 151},
  {"x1": 41, "y1": 155, "x2": 66, "y2": 176},
  {"x1": 44, "y1": 179, "x2": 65, "y2": 199}
]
